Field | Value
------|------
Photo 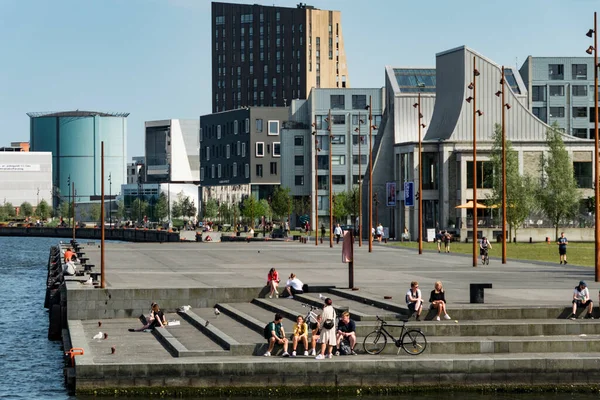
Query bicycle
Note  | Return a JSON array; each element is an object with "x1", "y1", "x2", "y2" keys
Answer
[
  {"x1": 481, "y1": 248, "x2": 490, "y2": 265},
  {"x1": 363, "y1": 316, "x2": 427, "y2": 355},
  {"x1": 301, "y1": 303, "x2": 320, "y2": 326}
]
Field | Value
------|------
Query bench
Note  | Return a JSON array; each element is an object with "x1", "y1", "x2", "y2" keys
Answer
[
  {"x1": 89, "y1": 272, "x2": 101, "y2": 282},
  {"x1": 83, "y1": 264, "x2": 95, "y2": 272},
  {"x1": 470, "y1": 283, "x2": 492, "y2": 303},
  {"x1": 78, "y1": 257, "x2": 89, "y2": 264}
]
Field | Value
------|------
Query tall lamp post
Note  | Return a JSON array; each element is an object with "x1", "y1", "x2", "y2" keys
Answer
[
  {"x1": 466, "y1": 56, "x2": 483, "y2": 267},
  {"x1": 108, "y1": 172, "x2": 112, "y2": 228},
  {"x1": 413, "y1": 93, "x2": 427, "y2": 255},
  {"x1": 354, "y1": 113, "x2": 364, "y2": 246},
  {"x1": 67, "y1": 174, "x2": 71, "y2": 227},
  {"x1": 495, "y1": 67, "x2": 511, "y2": 264},
  {"x1": 366, "y1": 96, "x2": 374, "y2": 252},
  {"x1": 587, "y1": 14, "x2": 600, "y2": 281},
  {"x1": 327, "y1": 109, "x2": 333, "y2": 248},
  {"x1": 312, "y1": 117, "x2": 321, "y2": 246},
  {"x1": 101, "y1": 142, "x2": 106, "y2": 288},
  {"x1": 72, "y1": 183, "x2": 76, "y2": 241}
]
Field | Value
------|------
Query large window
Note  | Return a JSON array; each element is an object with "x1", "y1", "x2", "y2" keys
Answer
[
  {"x1": 532, "y1": 86, "x2": 546, "y2": 102},
  {"x1": 352, "y1": 135, "x2": 367, "y2": 145},
  {"x1": 548, "y1": 64, "x2": 564, "y2": 80},
  {"x1": 317, "y1": 155, "x2": 329, "y2": 169},
  {"x1": 573, "y1": 107, "x2": 587, "y2": 118},
  {"x1": 318, "y1": 175, "x2": 329, "y2": 190},
  {"x1": 353, "y1": 155, "x2": 367, "y2": 164},
  {"x1": 549, "y1": 85, "x2": 564, "y2": 96},
  {"x1": 332, "y1": 175, "x2": 345, "y2": 185},
  {"x1": 295, "y1": 175, "x2": 304, "y2": 186},
  {"x1": 573, "y1": 85, "x2": 587, "y2": 97},
  {"x1": 256, "y1": 164, "x2": 263, "y2": 177},
  {"x1": 572, "y1": 64, "x2": 587, "y2": 80},
  {"x1": 294, "y1": 136, "x2": 304, "y2": 146},
  {"x1": 422, "y1": 153, "x2": 438, "y2": 190},
  {"x1": 330, "y1": 94, "x2": 345, "y2": 110},
  {"x1": 352, "y1": 95, "x2": 367, "y2": 110},
  {"x1": 573, "y1": 128, "x2": 588, "y2": 138},
  {"x1": 332, "y1": 155, "x2": 346, "y2": 165},
  {"x1": 294, "y1": 155, "x2": 304, "y2": 166},
  {"x1": 332, "y1": 115, "x2": 345, "y2": 124},
  {"x1": 268, "y1": 120, "x2": 279, "y2": 135},
  {"x1": 533, "y1": 107, "x2": 547, "y2": 122},
  {"x1": 574, "y1": 161, "x2": 592, "y2": 188},
  {"x1": 466, "y1": 161, "x2": 494, "y2": 189},
  {"x1": 549, "y1": 107, "x2": 565, "y2": 118},
  {"x1": 256, "y1": 118, "x2": 263, "y2": 132},
  {"x1": 256, "y1": 142, "x2": 264, "y2": 157},
  {"x1": 331, "y1": 135, "x2": 345, "y2": 144},
  {"x1": 352, "y1": 115, "x2": 365, "y2": 125},
  {"x1": 273, "y1": 142, "x2": 281, "y2": 157}
]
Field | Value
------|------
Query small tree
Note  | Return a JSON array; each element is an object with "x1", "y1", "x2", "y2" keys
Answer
[
  {"x1": 59, "y1": 201, "x2": 71, "y2": 220},
  {"x1": 20, "y1": 202, "x2": 34, "y2": 217},
  {"x1": 537, "y1": 122, "x2": 580, "y2": 239},
  {"x1": 181, "y1": 197, "x2": 197, "y2": 219},
  {"x1": 204, "y1": 198, "x2": 219, "y2": 220},
  {"x1": 115, "y1": 199, "x2": 125, "y2": 220},
  {"x1": 155, "y1": 192, "x2": 168, "y2": 222},
  {"x1": 89, "y1": 204, "x2": 101, "y2": 223},
  {"x1": 3, "y1": 202, "x2": 16, "y2": 218},
  {"x1": 293, "y1": 196, "x2": 311, "y2": 217},
  {"x1": 260, "y1": 199, "x2": 272, "y2": 221},
  {"x1": 344, "y1": 186, "x2": 360, "y2": 227},
  {"x1": 0, "y1": 205, "x2": 7, "y2": 221},
  {"x1": 35, "y1": 199, "x2": 51, "y2": 220},
  {"x1": 271, "y1": 187, "x2": 292, "y2": 221},
  {"x1": 332, "y1": 191, "x2": 349, "y2": 223},
  {"x1": 131, "y1": 198, "x2": 149, "y2": 222},
  {"x1": 242, "y1": 196, "x2": 265, "y2": 226},
  {"x1": 171, "y1": 191, "x2": 185, "y2": 219}
]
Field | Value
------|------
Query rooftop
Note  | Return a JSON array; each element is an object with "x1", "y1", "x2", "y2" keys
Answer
[{"x1": 27, "y1": 111, "x2": 130, "y2": 118}]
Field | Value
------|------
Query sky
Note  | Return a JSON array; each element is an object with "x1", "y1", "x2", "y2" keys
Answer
[{"x1": 0, "y1": 0, "x2": 598, "y2": 159}]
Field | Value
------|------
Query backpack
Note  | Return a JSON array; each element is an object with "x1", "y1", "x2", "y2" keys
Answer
[
  {"x1": 339, "y1": 339, "x2": 352, "y2": 355},
  {"x1": 263, "y1": 322, "x2": 273, "y2": 339}
]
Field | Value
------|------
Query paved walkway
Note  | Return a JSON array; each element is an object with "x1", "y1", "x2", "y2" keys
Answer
[{"x1": 79, "y1": 240, "x2": 596, "y2": 306}]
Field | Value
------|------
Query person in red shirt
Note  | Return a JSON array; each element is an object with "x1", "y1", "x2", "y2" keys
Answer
[
  {"x1": 64, "y1": 248, "x2": 75, "y2": 263},
  {"x1": 267, "y1": 268, "x2": 280, "y2": 299}
]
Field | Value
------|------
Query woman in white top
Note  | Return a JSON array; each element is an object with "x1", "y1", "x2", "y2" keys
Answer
[{"x1": 315, "y1": 298, "x2": 337, "y2": 360}]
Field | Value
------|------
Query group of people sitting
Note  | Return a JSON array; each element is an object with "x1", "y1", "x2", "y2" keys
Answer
[
  {"x1": 263, "y1": 298, "x2": 358, "y2": 359},
  {"x1": 405, "y1": 280, "x2": 451, "y2": 321},
  {"x1": 266, "y1": 268, "x2": 304, "y2": 299}
]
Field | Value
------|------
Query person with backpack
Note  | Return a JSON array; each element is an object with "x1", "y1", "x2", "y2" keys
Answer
[
  {"x1": 263, "y1": 313, "x2": 290, "y2": 357},
  {"x1": 480, "y1": 236, "x2": 492, "y2": 263},
  {"x1": 444, "y1": 231, "x2": 452, "y2": 253}
]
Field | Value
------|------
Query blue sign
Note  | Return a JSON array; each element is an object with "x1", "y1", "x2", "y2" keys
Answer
[{"x1": 404, "y1": 182, "x2": 414, "y2": 207}]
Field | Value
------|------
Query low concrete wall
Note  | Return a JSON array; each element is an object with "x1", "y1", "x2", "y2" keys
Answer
[
  {"x1": 65, "y1": 282, "x2": 265, "y2": 320},
  {"x1": 0, "y1": 227, "x2": 180, "y2": 242},
  {"x1": 461, "y1": 227, "x2": 595, "y2": 242}
]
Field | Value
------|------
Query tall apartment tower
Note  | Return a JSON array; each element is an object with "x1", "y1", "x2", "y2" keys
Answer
[{"x1": 211, "y1": 2, "x2": 349, "y2": 112}]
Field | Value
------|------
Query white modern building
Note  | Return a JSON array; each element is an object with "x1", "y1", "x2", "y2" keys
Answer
[{"x1": 0, "y1": 151, "x2": 53, "y2": 210}]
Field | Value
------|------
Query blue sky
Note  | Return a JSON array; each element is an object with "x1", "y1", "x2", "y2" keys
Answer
[{"x1": 0, "y1": 0, "x2": 598, "y2": 159}]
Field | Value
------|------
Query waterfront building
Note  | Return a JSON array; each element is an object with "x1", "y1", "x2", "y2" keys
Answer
[
  {"x1": 0, "y1": 142, "x2": 29, "y2": 152},
  {"x1": 28, "y1": 111, "x2": 128, "y2": 208},
  {"x1": 200, "y1": 107, "x2": 288, "y2": 206},
  {"x1": 282, "y1": 87, "x2": 384, "y2": 228},
  {"x1": 211, "y1": 2, "x2": 348, "y2": 112},
  {"x1": 0, "y1": 151, "x2": 52, "y2": 210},
  {"x1": 519, "y1": 56, "x2": 599, "y2": 138},
  {"x1": 127, "y1": 157, "x2": 145, "y2": 185}
]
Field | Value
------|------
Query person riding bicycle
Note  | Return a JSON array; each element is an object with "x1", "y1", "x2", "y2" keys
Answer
[{"x1": 480, "y1": 237, "x2": 492, "y2": 264}]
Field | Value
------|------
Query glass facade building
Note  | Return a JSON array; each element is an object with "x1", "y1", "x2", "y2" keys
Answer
[{"x1": 28, "y1": 111, "x2": 128, "y2": 207}]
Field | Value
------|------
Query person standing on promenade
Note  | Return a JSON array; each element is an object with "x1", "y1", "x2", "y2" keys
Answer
[
  {"x1": 315, "y1": 298, "x2": 336, "y2": 360},
  {"x1": 557, "y1": 232, "x2": 568, "y2": 265},
  {"x1": 376, "y1": 223, "x2": 384, "y2": 242},
  {"x1": 429, "y1": 281, "x2": 451, "y2": 321},
  {"x1": 320, "y1": 224, "x2": 326, "y2": 243},
  {"x1": 406, "y1": 281, "x2": 423, "y2": 321},
  {"x1": 334, "y1": 224, "x2": 343, "y2": 244},
  {"x1": 444, "y1": 231, "x2": 452, "y2": 253},
  {"x1": 436, "y1": 231, "x2": 443, "y2": 253},
  {"x1": 569, "y1": 280, "x2": 594, "y2": 320}
]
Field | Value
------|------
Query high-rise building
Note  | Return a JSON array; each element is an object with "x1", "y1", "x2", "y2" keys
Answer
[{"x1": 211, "y1": 2, "x2": 349, "y2": 112}]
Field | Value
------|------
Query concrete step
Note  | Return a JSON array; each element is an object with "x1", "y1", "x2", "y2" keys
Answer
[
  {"x1": 155, "y1": 312, "x2": 226, "y2": 357},
  {"x1": 291, "y1": 292, "x2": 401, "y2": 321}
]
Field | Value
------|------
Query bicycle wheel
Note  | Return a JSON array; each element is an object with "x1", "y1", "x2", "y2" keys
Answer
[
  {"x1": 401, "y1": 329, "x2": 427, "y2": 355},
  {"x1": 363, "y1": 330, "x2": 387, "y2": 355}
]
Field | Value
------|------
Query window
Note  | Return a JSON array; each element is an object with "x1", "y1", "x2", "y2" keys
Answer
[
  {"x1": 206, "y1": 146, "x2": 210, "y2": 161},
  {"x1": 573, "y1": 85, "x2": 587, "y2": 97},
  {"x1": 353, "y1": 175, "x2": 361, "y2": 185},
  {"x1": 317, "y1": 155, "x2": 329, "y2": 169},
  {"x1": 573, "y1": 107, "x2": 587, "y2": 118},
  {"x1": 256, "y1": 118, "x2": 263, "y2": 132},
  {"x1": 573, "y1": 128, "x2": 588, "y2": 138},
  {"x1": 548, "y1": 64, "x2": 564, "y2": 80},
  {"x1": 245, "y1": 163, "x2": 249, "y2": 178},
  {"x1": 217, "y1": 164, "x2": 222, "y2": 178},
  {"x1": 294, "y1": 136, "x2": 304, "y2": 146},
  {"x1": 330, "y1": 94, "x2": 345, "y2": 109},
  {"x1": 353, "y1": 155, "x2": 367, "y2": 164},
  {"x1": 352, "y1": 115, "x2": 365, "y2": 125},
  {"x1": 532, "y1": 86, "x2": 546, "y2": 102},
  {"x1": 245, "y1": 118, "x2": 250, "y2": 133},
  {"x1": 332, "y1": 115, "x2": 345, "y2": 124},
  {"x1": 572, "y1": 64, "x2": 587, "y2": 80},
  {"x1": 211, "y1": 164, "x2": 215, "y2": 178},
  {"x1": 422, "y1": 153, "x2": 438, "y2": 190},
  {"x1": 466, "y1": 161, "x2": 494, "y2": 189},
  {"x1": 549, "y1": 107, "x2": 565, "y2": 118},
  {"x1": 294, "y1": 155, "x2": 304, "y2": 166},
  {"x1": 268, "y1": 120, "x2": 279, "y2": 135},
  {"x1": 256, "y1": 164, "x2": 263, "y2": 177},
  {"x1": 234, "y1": 120, "x2": 239, "y2": 134},
  {"x1": 318, "y1": 175, "x2": 329, "y2": 190},
  {"x1": 352, "y1": 135, "x2": 367, "y2": 145},
  {"x1": 295, "y1": 175, "x2": 304, "y2": 186},
  {"x1": 273, "y1": 142, "x2": 281, "y2": 157},
  {"x1": 242, "y1": 142, "x2": 246, "y2": 157},
  {"x1": 270, "y1": 162, "x2": 277, "y2": 175},
  {"x1": 332, "y1": 175, "x2": 345, "y2": 185},
  {"x1": 256, "y1": 142, "x2": 265, "y2": 156},
  {"x1": 331, "y1": 135, "x2": 345, "y2": 144},
  {"x1": 217, "y1": 125, "x2": 221, "y2": 139},
  {"x1": 237, "y1": 141, "x2": 241, "y2": 156},
  {"x1": 574, "y1": 161, "x2": 593, "y2": 188},
  {"x1": 352, "y1": 95, "x2": 367, "y2": 109},
  {"x1": 332, "y1": 155, "x2": 346, "y2": 165},
  {"x1": 315, "y1": 136, "x2": 329, "y2": 150},
  {"x1": 226, "y1": 144, "x2": 230, "y2": 159},
  {"x1": 200, "y1": 167, "x2": 204, "y2": 181},
  {"x1": 233, "y1": 162, "x2": 237, "y2": 177},
  {"x1": 549, "y1": 85, "x2": 564, "y2": 96},
  {"x1": 533, "y1": 107, "x2": 547, "y2": 122}
]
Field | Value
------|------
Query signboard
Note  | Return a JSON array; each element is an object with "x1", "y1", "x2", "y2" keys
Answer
[
  {"x1": 404, "y1": 182, "x2": 414, "y2": 207},
  {"x1": 427, "y1": 228, "x2": 436, "y2": 242},
  {"x1": 0, "y1": 164, "x2": 40, "y2": 172},
  {"x1": 386, "y1": 182, "x2": 396, "y2": 207}
]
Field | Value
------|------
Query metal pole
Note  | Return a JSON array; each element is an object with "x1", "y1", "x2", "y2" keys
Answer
[
  {"x1": 109, "y1": 173, "x2": 112, "y2": 229},
  {"x1": 472, "y1": 56, "x2": 478, "y2": 268},
  {"x1": 594, "y1": 11, "x2": 600, "y2": 282},
  {"x1": 101, "y1": 142, "x2": 106, "y2": 288},
  {"x1": 501, "y1": 66, "x2": 507, "y2": 264},
  {"x1": 348, "y1": 231, "x2": 354, "y2": 288},
  {"x1": 68, "y1": 174, "x2": 71, "y2": 228},
  {"x1": 368, "y1": 96, "x2": 373, "y2": 253},
  {"x1": 358, "y1": 112, "x2": 362, "y2": 246},
  {"x1": 314, "y1": 115, "x2": 319, "y2": 246},
  {"x1": 328, "y1": 109, "x2": 333, "y2": 248},
  {"x1": 72, "y1": 182, "x2": 76, "y2": 241},
  {"x1": 418, "y1": 93, "x2": 423, "y2": 255}
]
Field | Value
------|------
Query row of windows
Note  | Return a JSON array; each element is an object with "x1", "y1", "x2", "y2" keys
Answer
[
  {"x1": 215, "y1": 15, "x2": 302, "y2": 30},
  {"x1": 292, "y1": 154, "x2": 367, "y2": 167},
  {"x1": 214, "y1": 89, "x2": 302, "y2": 111},
  {"x1": 532, "y1": 106, "x2": 599, "y2": 122},
  {"x1": 294, "y1": 175, "x2": 364, "y2": 187},
  {"x1": 548, "y1": 64, "x2": 588, "y2": 80},
  {"x1": 205, "y1": 141, "x2": 246, "y2": 161},
  {"x1": 201, "y1": 163, "x2": 249, "y2": 181},
  {"x1": 255, "y1": 162, "x2": 278, "y2": 177},
  {"x1": 313, "y1": 114, "x2": 382, "y2": 130},
  {"x1": 202, "y1": 119, "x2": 280, "y2": 141},
  {"x1": 532, "y1": 85, "x2": 600, "y2": 101},
  {"x1": 216, "y1": 75, "x2": 302, "y2": 91},
  {"x1": 255, "y1": 142, "x2": 281, "y2": 157}
]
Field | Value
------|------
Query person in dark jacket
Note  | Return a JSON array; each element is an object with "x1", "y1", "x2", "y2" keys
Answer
[{"x1": 429, "y1": 281, "x2": 451, "y2": 321}]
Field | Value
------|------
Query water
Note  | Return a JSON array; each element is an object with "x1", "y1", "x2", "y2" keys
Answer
[{"x1": 1, "y1": 236, "x2": 599, "y2": 399}]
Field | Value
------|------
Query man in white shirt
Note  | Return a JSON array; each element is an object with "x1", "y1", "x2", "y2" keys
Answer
[
  {"x1": 284, "y1": 273, "x2": 304, "y2": 298},
  {"x1": 569, "y1": 280, "x2": 594, "y2": 320},
  {"x1": 334, "y1": 224, "x2": 343, "y2": 244}
]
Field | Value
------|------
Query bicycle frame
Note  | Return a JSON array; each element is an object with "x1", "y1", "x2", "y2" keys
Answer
[{"x1": 301, "y1": 303, "x2": 320, "y2": 325}]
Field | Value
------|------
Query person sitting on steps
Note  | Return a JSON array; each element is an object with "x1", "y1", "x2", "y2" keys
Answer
[
  {"x1": 290, "y1": 315, "x2": 309, "y2": 357},
  {"x1": 429, "y1": 281, "x2": 451, "y2": 321},
  {"x1": 308, "y1": 314, "x2": 322, "y2": 356},
  {"x1": 129, "y1": 302, "x2": 166, "y2": 332},
  {"x1": 406, "y1": 281, "x2": 423, "y2": 321},
  {"x1": 335, "y1": 311, "x2": 357, "y2": 355},
  {"x1": 267, "y1": 268, "x2": 280, "y2": 299},
  {"x1": 264, "y1": 313, "x2": 289, "y2": 357},
  {"x1": 569, "y1": 280, "x2": 594, "y2": 320}
]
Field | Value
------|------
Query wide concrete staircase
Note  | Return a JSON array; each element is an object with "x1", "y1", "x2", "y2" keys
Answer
[{"x1": 149, "y1": 288, "x2": 600, "y2": 357}]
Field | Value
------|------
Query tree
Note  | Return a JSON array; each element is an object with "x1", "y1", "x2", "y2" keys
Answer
[
  {"x1": 20, "y1": 202, "x2": 34, "y2": 217},
  {"x1": 115, "y1": 199, "x2": 125, "y2": 220},
  {"x1": 171, "y1": 191, "x2": 186, "y2": 219},
  {"x1": 181, "y1": 197, "x2": 197, "y2": 219},
  {"x1": 59, "y1": 201, "x2": 71, "y2": 220},
  {"x1": 293, "y1": 196, "x2": 311, "y2": 217},
  {"x1": 89, "y1": 204, "x2": 101, "y2": 223},
  {"x1": 155, "y1": 192, "x2": 168, "y2": 222},
  {"x1": 242, "y1": 196, "x2": 265, "y2": 226},
  {"x1": 537, "y1": 122, "x2": 580, "y2": 239},
  {"x1": 3, "y1": 202, "x2": 16, "y2": 218},
  {"x1": 204, "y1": 198, "x2": 218, "y2": 220},
  {"x1": 35, "y1": 199, "x2": 51, "y2": 220},
  {"x1": 332, "y1": 191, "x2": 349, "y2": 223},
  {"x1": 218, "y1": 202, "x2": 231, "y2": 224},
  {"x1": 260, "y1": 199, "x2": 272, "y2": 221},
  {"x1": 271, "y1": 187, "x2": 292, "y2": 221},
  {"x1": 131, "y1": 198, "x2": 149, "y2": 222},
  {"x1": 343, "y1": 186, "x2": 360, "y2": 226},
  {"x1": 488, "y1": 123, "x2": 536, "y2": 240}
]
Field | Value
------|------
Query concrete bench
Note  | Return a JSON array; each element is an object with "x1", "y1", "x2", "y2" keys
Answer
[{"x1": 470, "y1": 283, "x2": 492, "y2": 304}]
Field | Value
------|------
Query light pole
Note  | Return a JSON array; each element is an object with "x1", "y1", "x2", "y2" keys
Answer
[
  {"x1": 72, "y1": 183, "x2": 76, "y2": 241},
  {"x1": 327, "y1": 109, "x2": 333, "y2": 248},
  {"x1": 108, "y1": 172, "x2": 112, "y2": 228},
  {"x1": 312, "y1": 116, "x2": 320, "y2": 246},
  {"x1": 67, "y1": 174, "x2": 71, "y2": 228},
  {"x1": 586, "y1": 14, "x2": 600, "y2": 281},
  {"x1": 354, "y1": 113, "x2": 364, "y2": 246},
  {"x1": 413, "y1": 93, "x2": 427, "y2": 255},
  {"x1": 466, "y1": 56, "x2": 483, "y2": 267},
  {"x1": 101, "y1": 141, "x2": 106, "y2": 288},
  {"x1": 367, "y1": 96, "x2": 374, "y2": 252},
  {"x1": 495, "y1": 67, "x2": 511, "y2": 264}
]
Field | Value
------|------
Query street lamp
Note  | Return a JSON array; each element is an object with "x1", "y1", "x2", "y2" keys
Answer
[
  {"x1": 108, "y1": 172, "x2": 112, "y2": 228},
  {"x1": 586, "y1": 13, "x2": 600, "y2": 281},
  {"x1": 312, "y1": 117, "x2": 321, "y2": 246},
  {"x1": 354, "y1": 114, "x2": 365, "y2": 247},
  {"x1": 467, "y1": 56, "x2": 483, "y2": 267},
  {"x1": 495, "y1": 67, "x2": 511, "y2": 264},
  {"x1": 67, "y1": 174, "x2": 71, "y2": 227},
  {"x1": 413, "y1": 93, "x2": 427, "y2": 255},
  {"x1": 327, "y1": 110, "x2": 333, "y2": 248},
  {"x1": 366, "y1": 96, "x2": 374, "y2": 253}
]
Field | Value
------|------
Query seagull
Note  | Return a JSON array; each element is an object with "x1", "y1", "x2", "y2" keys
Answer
[
  {"x1": 205, "y1": 320, "x2": 210, "y2": 327},
  {"x1": 92, "y1": 332, "x2": 103, "y2": 340},
  {"x1": 318, "y1": 294, "x2": 326, "y2": 300},
  {"x1": 214, "y1": 308, "x2": 220, "y2": 316}
]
